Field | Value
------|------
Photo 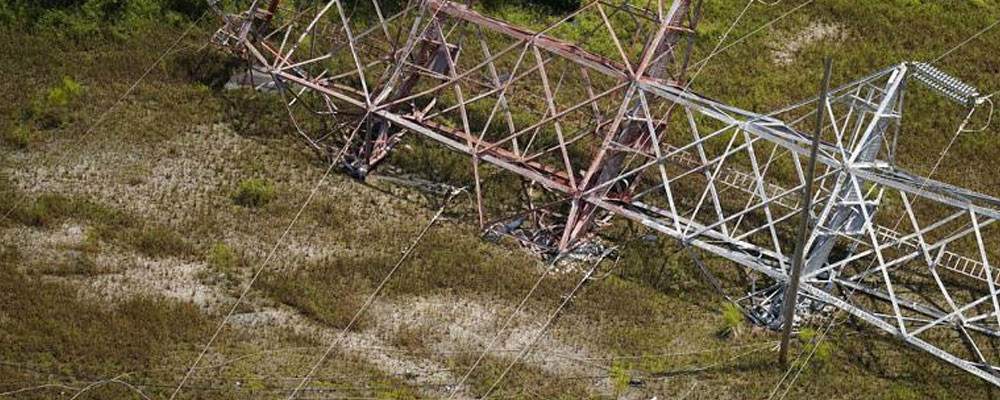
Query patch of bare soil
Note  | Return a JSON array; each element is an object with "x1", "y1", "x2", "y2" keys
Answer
[
  {"x1": 772, "y1": 22, "x2": 845, "y2": 65},
  {"x1": 371, "y1": 295, "x2": 611, "y2": 391},
  {"x1": 3, "y1": 118, "x2": 614, "y2": 397}
]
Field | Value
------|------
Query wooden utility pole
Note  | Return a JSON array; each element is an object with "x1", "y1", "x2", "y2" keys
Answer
[{"x1": 779, "y1": 56, "x2": 833, "y2": 366}]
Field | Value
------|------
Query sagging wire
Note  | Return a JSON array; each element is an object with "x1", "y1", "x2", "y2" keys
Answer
[
  {"x1": 443, "y1": 252, "x2": 567, "y2": 400},
  {"x1": 168, "y1": 113, "x2": 370, "y2": 400},
  {"x1": 68, "y1": 375, "x2": 153, "y2": 400},
  {"x1": 478, "y1": 247, "x2": 617, "y2": 399},
  {"x1": 962, "y1": 95, "x2": 994, "y2": 133},
  {"x1": 285, "y1": 186, "x2": 467, "y2": 400}
]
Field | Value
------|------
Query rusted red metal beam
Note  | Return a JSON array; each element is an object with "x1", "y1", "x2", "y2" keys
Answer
[{"x1": 427, "y1": 0, "x2": 629, "y2": 81}]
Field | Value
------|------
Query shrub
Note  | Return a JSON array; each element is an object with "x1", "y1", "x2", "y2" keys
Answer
[
  {"x1": 34, "y1": 8, "x2": 99, "y2": 39},
  {"x1": 718, "y1": 302, "x2": 745, "y2": 338},
  {"x1": 482, "y1": 0, "x2": 581, "y2": 13},
  {"x1": 29, "y1": 76, "x2": 84, "y2": 129},
  {"x1": 207, "y1": 243, "x2": 235, "y2": 272},
  {"x1": 203, "y1": 243, "x2": 241, "y2": 286},
  {"x1": 160, "y1": 0, "x2": 209, "y2": 19},
  {"x1": 46, "y1": 76, "x2": 83, "y2": 108},
  {"x1": 232, "y1": 178, "x2": 276, "y2": 207},
  {"x1": 3, "y1": 0, "x2": 205, "y2": 36},
  {"x1": 79, "y1": 227, "x2": 102, "y2": 255},
  {"x1": 170, "y1": 47, "x2": 242, "y2": 90},
  {"x1": 610, "y1": 362, "x2": 631, "y2": 395},
  {"x1": 131, "y1": 224, "x2": 193, "y2": 258},
  {"x1": 795, "y1": 328, "x2": 834, "y2": 368},
  {"x1": 1, "y1": 124, "x2": 31, "y2": 149}
]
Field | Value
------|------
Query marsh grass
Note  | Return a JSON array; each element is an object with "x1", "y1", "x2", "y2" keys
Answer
[
  {"x1": 1, "y1": 180, "x2": 194, "y2": 259},
  {"x1": 1, "y1": 123, "x2": 31, "y2": 149},
  {"x1": 1, "y1": 0, "x2": 999, "y2": 398},
  {"x1": 719, "y1": 302, "x2": 746, "y2": 339},
  {"x1": 232, "y1": 178, "x2": 278, "y2": 208},
  {"x1": 0, "y1": 250, "x2": 212, "y2": 377}
]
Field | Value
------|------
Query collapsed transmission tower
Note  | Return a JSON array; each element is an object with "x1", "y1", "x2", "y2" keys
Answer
[{"x1": 208, "y1": 0, "x2": 1000, "y2": 386}]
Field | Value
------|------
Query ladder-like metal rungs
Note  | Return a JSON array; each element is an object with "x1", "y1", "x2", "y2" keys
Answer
[
  {"x1": 874, "y1": 225, "x2": 996, "y2": 285},
  {"x1": 662, "y1": 146, "x2": 804, "y2": 211}
]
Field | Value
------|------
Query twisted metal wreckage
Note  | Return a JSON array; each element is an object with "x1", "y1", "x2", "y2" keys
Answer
[{"x1": 205, "y1": 0, "x2": 1000, "y2": 386}]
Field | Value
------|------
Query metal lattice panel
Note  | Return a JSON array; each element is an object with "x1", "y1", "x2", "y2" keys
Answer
[{"x1": 206, "y1": 0, "x2": 1000, "y2": 386}]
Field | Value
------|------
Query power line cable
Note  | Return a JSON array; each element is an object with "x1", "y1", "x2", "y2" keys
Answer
[
  {"x1": 479, "y1": 249, "x2": 616, "y2": 398},
  {"x1": 767, "y1": 61, "x2": 987, "y2": 400},
  {"x1": 284, "y1": 187, "x2": 464, "y2": 399},
  {"x1": 443, "y1": 254, "x2": 564, "y2": 399},
  {"x1": 168, "y1": 115, "x2": 368, "y2": 399},
  {"x1": 1, "y1": 11, "x2": 208, "y2": 223},
  {"x1": 932, "y1": 17, "x2": 1000, "y2": 64}
]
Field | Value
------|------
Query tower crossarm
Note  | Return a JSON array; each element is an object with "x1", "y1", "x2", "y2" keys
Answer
[{"x1": 207, "y1": 0, "x2": 1000, "y2": 387}]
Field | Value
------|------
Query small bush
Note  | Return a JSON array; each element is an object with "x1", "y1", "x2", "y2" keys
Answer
[
  {"x1": 207, "y1": 243, "x2": 235, "y2": 272},
  {"x1": 718, "y1": 302, "x2": 745, "y2": 338},
  {"x1": 795, "y1": 328, "x2": 834, "y2": 368},
  {"x1": 79, "y1": 227, "x2": 101, "y2": 255},
  {"x1": 131, "y1": 224, "x2": 193, "y2": 258},
  {"x1": 46, "y1": 76, "x2": 83, "y2": 108},
  {"x1": 232, "y1": 178, "x2": 276, "y2": 207},
  {"x1": 1, "y1": 124, "x2": 31, "y2": 149},
  {"x1": 202, "y1": 243, "x2": 241, "y2": 286},
  {"x1": 610, "y1": 362, "x2": 631, "y2": 395},
  {"x1": 29, "y1": 76, "x2": 84, "y2": 129},
  {"x1": 170, "y1": 47, "x2": 242, "y2": 90}
]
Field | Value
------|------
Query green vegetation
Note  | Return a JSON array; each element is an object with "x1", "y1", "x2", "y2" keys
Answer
[
  {"x1": 0, "y1": 0, "x2": 208, "y2": 38},
  {"x1": 482, "y1": 0, "x2": 581, "y2": 13},
  {"x1": 31, "y1": 76, "x2": 84, "y2": 128},
  {"x1": 1, "y1": 188, "x2": 194, "y2": 259},
  {"x1": 1, "y1": 75, "x2": 86, "y2": 148},
  {"x1": 719, "y1": 302, "x2": 746, "y2": 338},
  {"x1": 232, "y1": 178, "x2": 277, "y2": 208},
  {"x1": 610, "y1": 361, "x2": 632, "y2": 395},
  {"x1": 0, "y1": 246, "x2": 213, "y2": 386},
  {"x1": 794, "y1": 327, "x2": 834, "y2": 369},
  {"x1": 0, "y1": 76, "x2": 83, "y2": 151},
  {"x1": 207, "y1": 243, "x2": 235, "y2": 271},
  {"x1": 1, "y1": 123, "x2": 31, "y2": 148},
  {"x1": 1, "y1": 0, "x2": 998, "y2": 399}
]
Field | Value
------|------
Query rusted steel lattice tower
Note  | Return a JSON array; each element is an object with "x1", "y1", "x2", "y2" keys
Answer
[{"x1": 207, "y1": 0, "x2": 1000, "y2": 386}]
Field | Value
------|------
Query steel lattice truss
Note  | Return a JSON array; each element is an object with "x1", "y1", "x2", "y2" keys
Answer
[{"x1": 207, "y1": 0, "x2": 1000, "y2": 386}]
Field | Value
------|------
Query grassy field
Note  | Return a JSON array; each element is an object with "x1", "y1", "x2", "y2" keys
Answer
[{"x1": 2, "y1": 0, "x2": 999, "y2": 399}]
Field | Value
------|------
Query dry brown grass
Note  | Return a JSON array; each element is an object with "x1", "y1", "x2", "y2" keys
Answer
[{"x1": 2, "y1": 1, "x2": 1000, "y2": 399}]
